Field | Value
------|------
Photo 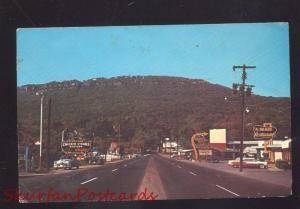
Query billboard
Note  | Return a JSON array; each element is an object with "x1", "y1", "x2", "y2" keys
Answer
[
  {"x1": 209, "y1": 129, "x2": 226, "y2": 144},
  {"x1": 61, "y1": 129, "x2": 93, "y2": 154}
]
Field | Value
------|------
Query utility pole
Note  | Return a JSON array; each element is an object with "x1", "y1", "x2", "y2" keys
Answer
[
  {"x1": 117, "y1": 123, "x2": 121, "y2": 157},
  {"x1": 118, "y1": 124, "x2": 120, "y2": 146},
  {"x1": 232, "y1": 64, "x2": 255, "y2": 172},
  {"x1": 45, "y1": 97, "x2": 52, "y2": 171},
  {"x1": 36, "y1": 92, "x2": 44, "y2": 171}
]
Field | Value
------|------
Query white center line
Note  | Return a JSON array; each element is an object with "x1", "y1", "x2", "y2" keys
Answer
[
  {"x1": 216, "y1": 185, "x2": 240, "y2": 197},
  {"x1": 80, "y1": 177, "x2": 98, "y2": 185},
  {"x1": 189, "y1": 171, "x2": 197, "y2": 176},
  {"x1": 177, "y1": 165, "x2": 182, "y2": 168},
  {"x1": 112, "y1": 168, "x2": 118, "y2": 172}
]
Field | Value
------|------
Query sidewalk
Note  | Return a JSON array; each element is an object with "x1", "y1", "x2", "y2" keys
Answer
[
  {"x1": 19, "y1": 158, "x2": 130, "y2": 177},
  {"x1": 160, "y1": 154, "x2": 292, "y2": 188}
]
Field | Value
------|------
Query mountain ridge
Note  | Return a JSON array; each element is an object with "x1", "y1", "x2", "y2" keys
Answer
[{"x1": 17, "y1": 76, "x2": 291, "y2": 160}]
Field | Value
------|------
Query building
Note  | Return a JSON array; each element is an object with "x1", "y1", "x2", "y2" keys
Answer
[
  {"x1": 162, "y1": 141, "x2": 179, "y2": 154},
  {"x1": 161, "y1": 129, "x2": 291, "y2": 163},
  {"x1": 227, "y1": 138, "x2": 292, "y2": 163}
]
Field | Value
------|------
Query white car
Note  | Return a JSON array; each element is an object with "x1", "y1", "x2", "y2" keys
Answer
[
  {"x1": 228, "y1": 157, "x2": 255, "y2": 166},
  {"x1": 54, "y1": 156, "x2": 80, "y2": 170},
  {"x1": 228, "y1": 157, "x2": 268, "y2": 169}
]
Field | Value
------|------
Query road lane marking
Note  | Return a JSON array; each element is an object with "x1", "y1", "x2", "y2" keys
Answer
[
  {"x1": 124, "y1": 164, "x2": 127, "y2": 167},
  {"x1": 112, "y1": 168, "x2": 118, "y2": 172},
  {"x1": 189, "y1": 171, "x2": 197, "y2": 176},
  {"x1": 80, "y1": 177, "x2": 98, "y2": 185},
  {"x1": 216, "y1": 185, "x2": 240, "y2": 197},
  {"x1": 177, "y1": 165, "x2": 182, "y2": 168}
]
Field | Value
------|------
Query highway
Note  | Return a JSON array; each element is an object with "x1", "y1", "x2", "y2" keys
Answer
[{"x1": 18, "y1": 154, "x2": 290, "y2": 202}]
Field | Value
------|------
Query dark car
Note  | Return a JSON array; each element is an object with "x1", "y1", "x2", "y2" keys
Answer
[
  {"x1": 54, "y1": 156, "x2": 80, "y2": 169},
  {"x1": 275, "y1": 160, "x2": 291, "y2": 169},
  {"x1": 206, "y1": 155, "x2": 220, "y2": 163},
  {"x1": 207, "y1": 157, "x2": 220, "y2": 163},
  {"x1": 88, "y1": 153, "x2": 105, "y2": 165}
]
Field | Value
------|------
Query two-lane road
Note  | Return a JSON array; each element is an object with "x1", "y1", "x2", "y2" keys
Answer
[
  {"x1": 18, "y1": 154, "x2": 291, "y2": 202},
  {"x1": 19, "y1": 156, "x2": 150, "y2": 202},
  {"x1": 153, "y1": 154, "x2": 290, "y2": 199}
]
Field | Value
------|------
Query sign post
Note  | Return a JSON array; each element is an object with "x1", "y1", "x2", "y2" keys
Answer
[{"x1": 191, "y1": 132, "x2": 208, "y2": 161}]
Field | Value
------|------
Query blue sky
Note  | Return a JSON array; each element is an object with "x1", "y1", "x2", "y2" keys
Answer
[{"x1": 17, "y1": 23, "x2": 290, "y2": 97}]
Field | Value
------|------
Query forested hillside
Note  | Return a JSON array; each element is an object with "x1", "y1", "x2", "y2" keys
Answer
[{"x1": 17, "y1": 76, "x2": 291, "y2": 159}]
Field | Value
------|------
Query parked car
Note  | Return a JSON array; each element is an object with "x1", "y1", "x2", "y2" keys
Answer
[
  {"x1": 207, "y1": 157, "x2": 220, "y2": 163},
  {"x1": 54, "y1": 156, "x2": 80, "y2": 170},
  {"x1": 170, "y1": 154, "x2": 177, "y2": 158},
  {"x1": 88, "y1": 153, "x2": 105, "y2": 165},
  {"x1": 228, "y1": 157, "x2": 254, "y2": 166},
  {"x1": 206, "y1": 155, "x2": 220, "y2": 163},
  {"x1": 228, "y1": 157, "x2": 268, "y2": 169},
  {"x1": 184, "y1": 154, "x2": 192, "y2": 160},
  {"x1": 275, "y1": 160, "x2": 291, "y2": 169}
]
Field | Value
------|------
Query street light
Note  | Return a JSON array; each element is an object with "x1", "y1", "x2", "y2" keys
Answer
[
  {"x1": 245, "y1": 107, "x2": 250, "y2": 113},
  {"x1": 36, "y1": 91, "x2": 44, "y2": 171}
]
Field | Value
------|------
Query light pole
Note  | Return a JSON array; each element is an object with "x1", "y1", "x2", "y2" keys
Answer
[
  {"x1": 232, "y1": 64, "x2": 255, "y2": 172},
  {"x1": 164, "y1": 138, "x2": 169, "y2": 154},
  {"x1": 36, "y1": 91, "x2": 44, "y2": 171},
  {"x1": 118, "y1": 124, "x2": 121, "y2": 155}
]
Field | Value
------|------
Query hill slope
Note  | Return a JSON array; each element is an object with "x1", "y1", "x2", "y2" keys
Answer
[{"x1": 17, "y1": 76, "x2": 291, "y2": 158}]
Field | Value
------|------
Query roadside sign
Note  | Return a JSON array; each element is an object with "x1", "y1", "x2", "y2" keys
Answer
[
  {"x1": 61, "y1": 140, "x2": 92, "y2": 153},
  {"x1": 253, "y1": 123, "x2": 277, "y2": 140},
  {"x1": 198, "y1": 149, "x2": 212, "y2": 156},
  {"x1": 110, "y1": 142, "x2": 118, "y2": 150},
  {"x1": 61, "y1": 129, "x2": 93, "y2": 154}
]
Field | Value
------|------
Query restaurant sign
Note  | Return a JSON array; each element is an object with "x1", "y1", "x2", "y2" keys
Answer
[{"x1": 253, "y1": 123, "x2": 277, "y2": 140}]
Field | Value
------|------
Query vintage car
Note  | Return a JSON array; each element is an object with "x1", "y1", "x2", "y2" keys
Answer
[
  {"x1": 53, "y1": 156, "x2": 80, "y2": 170},
  {"x1": 88, "y1": 153, "x2": 105, "y2": 165},
  {"x1": 228, "y1": 157, "x2": 268, "y2": 169}
]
